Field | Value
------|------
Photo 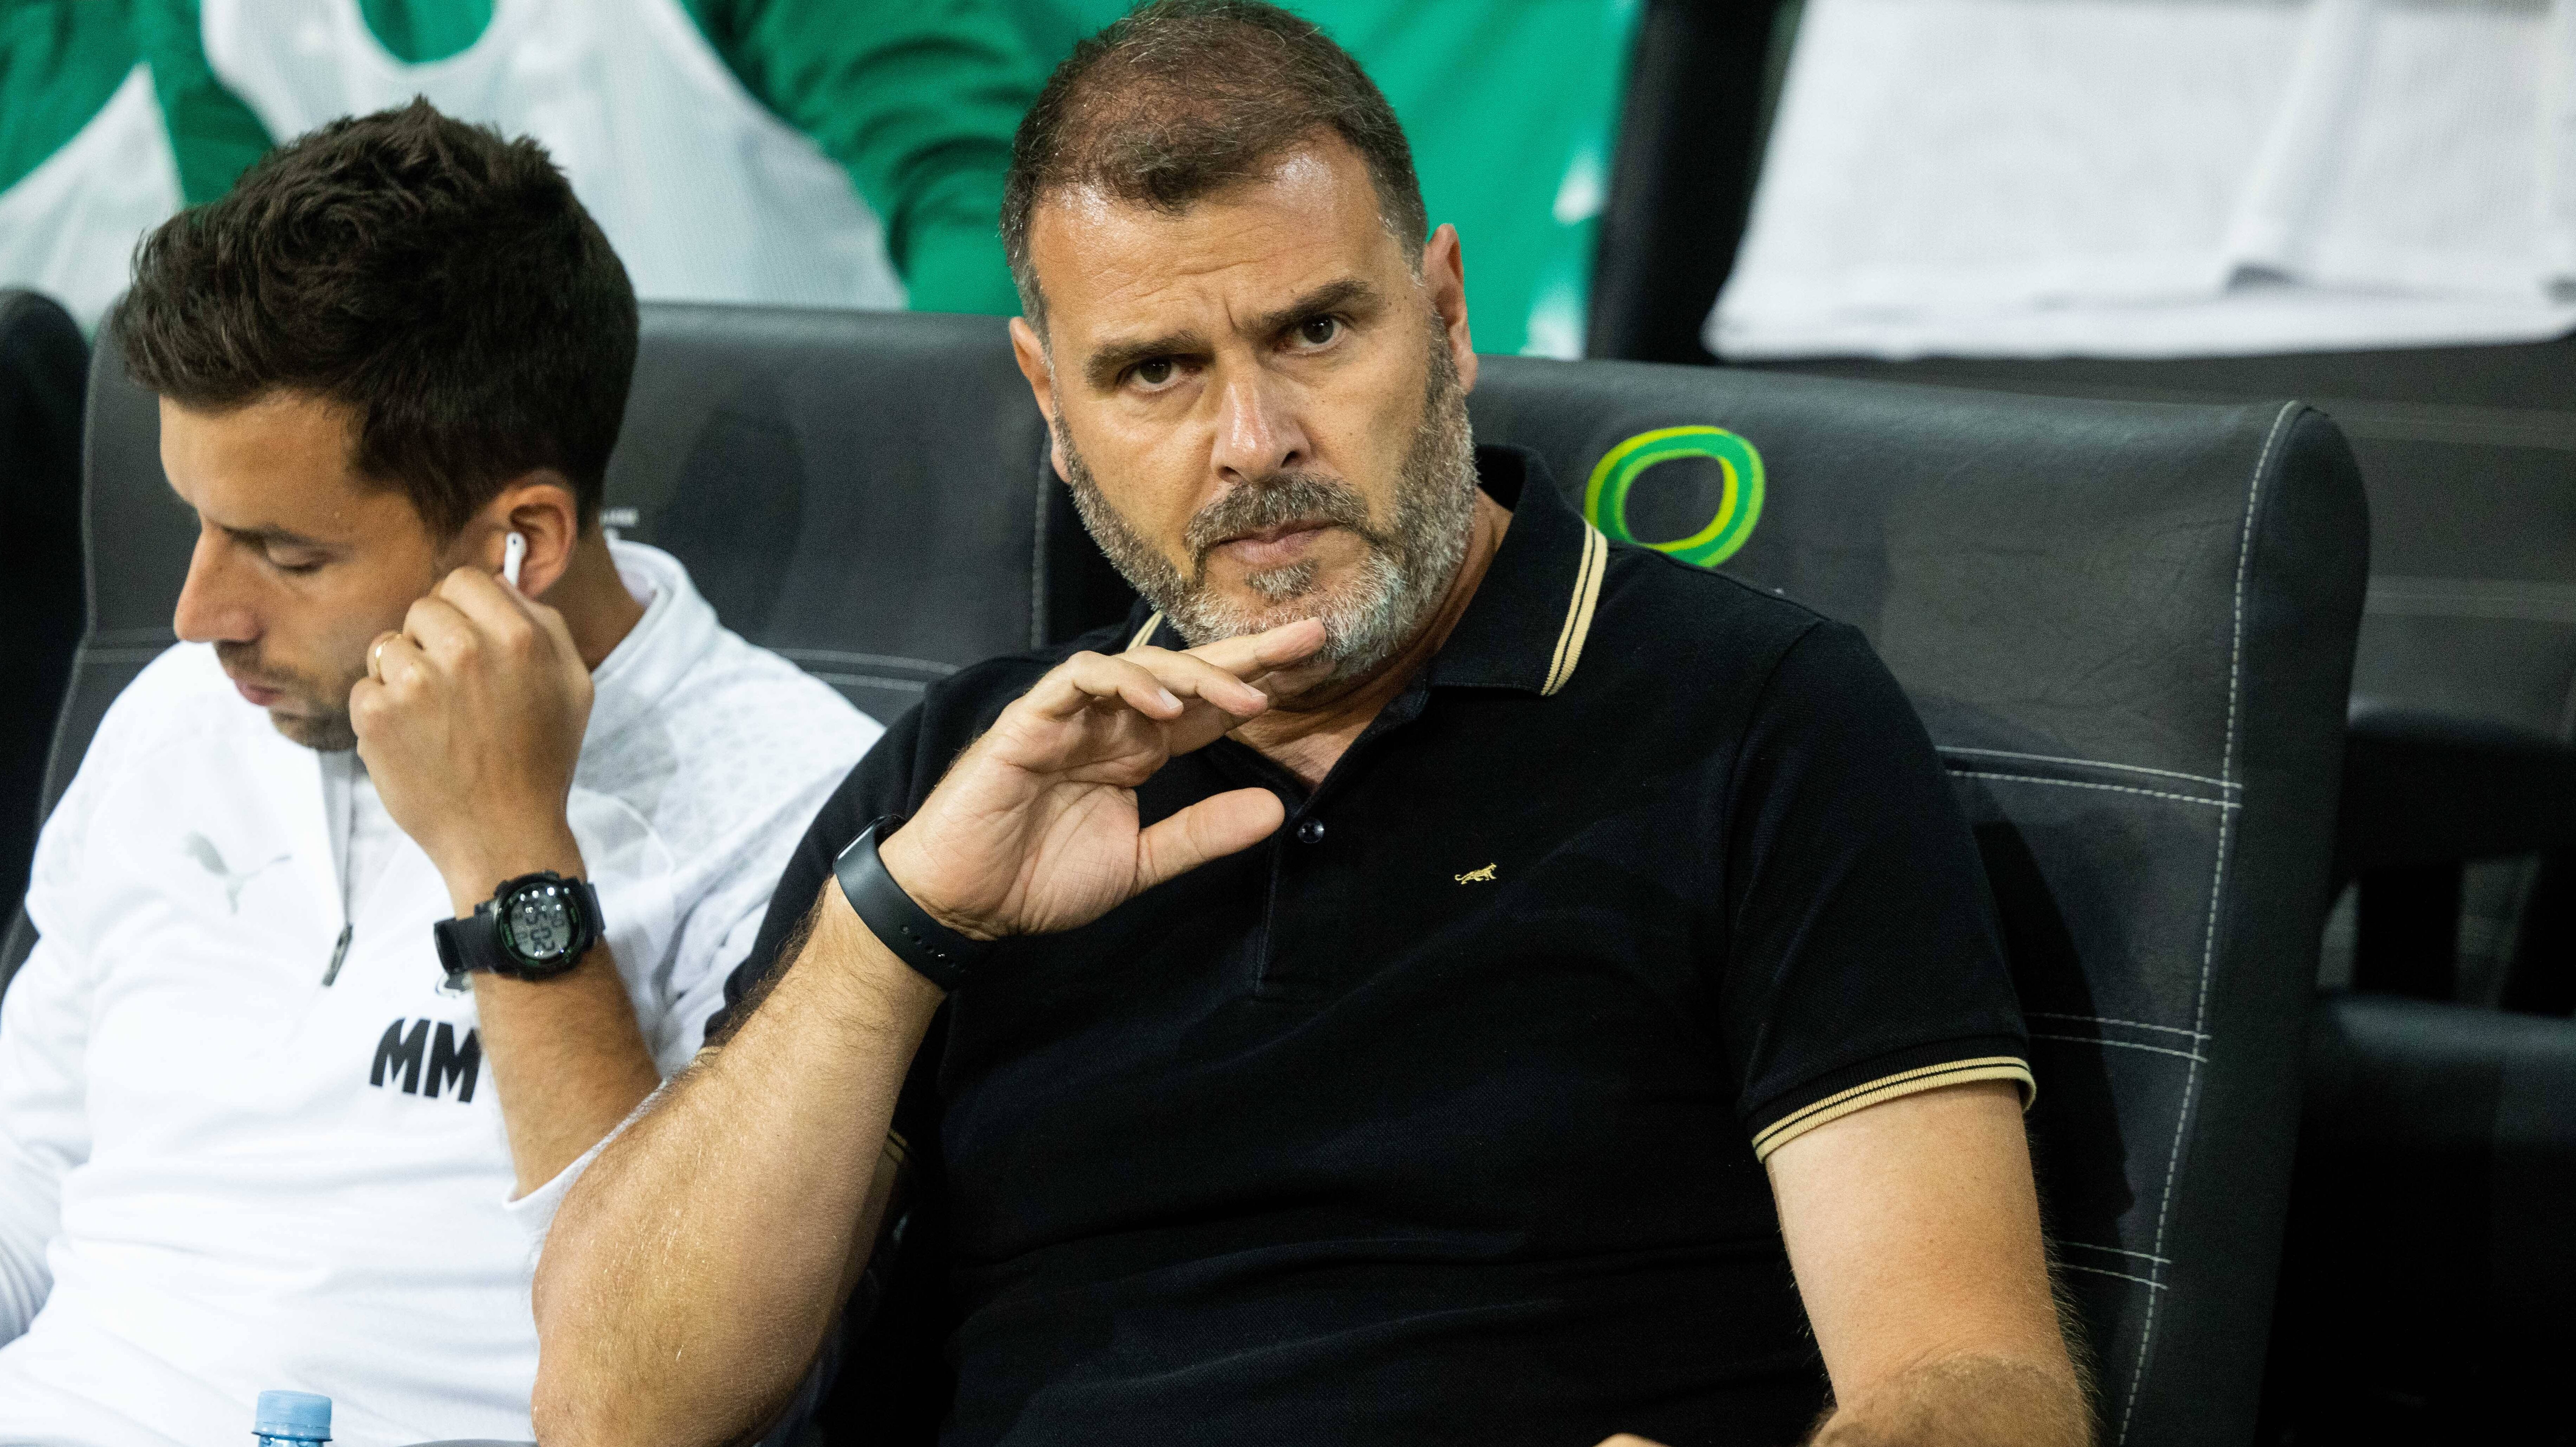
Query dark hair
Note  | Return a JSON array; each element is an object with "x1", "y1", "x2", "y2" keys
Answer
[
  {"x1": 116, "y1": 98, "x2": 637, "y2": 536},
  {"x1": 1000, "y1": 0, "x2": 1426, "y2": 331}
]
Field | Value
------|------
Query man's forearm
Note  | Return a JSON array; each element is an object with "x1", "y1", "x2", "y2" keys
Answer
[
  {"x1": 532, "y1": 883, "x2": 942, "y2": 1447},
  {"x1": 471, "y1": 943, "x2": 661, "y2": 1195},
  {"x1": 442, "y1": 832, "x2": 661, "y2": 1195},
  {"x1": 1808, "y1": 1350, "x2": 2093, "y2": 1447}
]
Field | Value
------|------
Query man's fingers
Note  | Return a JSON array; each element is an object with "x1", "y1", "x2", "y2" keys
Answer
[
  {"x1": 1178, "y1": 617, "x2": 1327, "y2": 684},
  {"x1": 370, "y1": 631, "x2": 432, "y2": 690},
  {"x1": 347, "y1": 675, "x2": 389, "y2": 738},
  {"x1": 436, "y1": 565, "x2": 554, "y2": 657},
  {"x1": 402, "y1": 595, "x2": 476, "y2": 662},
  {"x1": 1116, "y1": 647, "x2": 1272, "y2": 717},
  {"x1": 1027, "y1": 652, "x2": 1190, "y2": 723},
  {"x1": 1133, "y1": 787, "x2": 1285, "y2": 892}
]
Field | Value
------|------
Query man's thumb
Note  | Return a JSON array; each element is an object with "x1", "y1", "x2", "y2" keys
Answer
[{"x1": 1133, "y1": 788, "x2": 1285, "y2": 893}]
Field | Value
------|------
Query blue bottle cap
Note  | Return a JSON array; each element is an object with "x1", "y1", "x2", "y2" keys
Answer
[{"x1": 254, "y1": 1391, "x2": 332, "y2": 1441}]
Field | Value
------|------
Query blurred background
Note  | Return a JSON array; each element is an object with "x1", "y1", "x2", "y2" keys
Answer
[
  {"x1": 0, "y1": 0, "x2": 1640, "y2": 354},
  {"x1": 3, "y1": 1, "x2": 2571, "y2": 1441}
]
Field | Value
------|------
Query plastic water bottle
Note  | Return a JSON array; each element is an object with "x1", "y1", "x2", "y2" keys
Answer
[{"x1": 253, "y1": 1391, "x2": 331, "y2": 1447}]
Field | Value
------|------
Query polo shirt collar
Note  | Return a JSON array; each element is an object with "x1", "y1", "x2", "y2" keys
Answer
[
  {"x1": 1427, "y1": 445, "x2": 1608, "y2": 696},
  {"x1": 1121, "y1": 444, "x2": 1610, "y2": 698}
]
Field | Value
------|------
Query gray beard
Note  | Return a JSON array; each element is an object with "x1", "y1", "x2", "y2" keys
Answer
[{"x1": 1059, "y1": 332, "x2": 1480, "y2": 699}]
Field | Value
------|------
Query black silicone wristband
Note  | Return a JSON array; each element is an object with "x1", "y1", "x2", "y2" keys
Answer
[{"x1": 833, "y1": 817, "x2": 989, "y2": 993}]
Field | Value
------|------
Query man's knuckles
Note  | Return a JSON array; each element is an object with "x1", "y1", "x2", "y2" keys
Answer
[{"x1": 347, "y1": 679, "x2": 390, "y2": 733}]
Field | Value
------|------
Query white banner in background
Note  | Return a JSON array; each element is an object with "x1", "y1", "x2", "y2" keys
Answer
[{"x1": 1714, "y1": 0, "x2": 2576, "y2": 360}]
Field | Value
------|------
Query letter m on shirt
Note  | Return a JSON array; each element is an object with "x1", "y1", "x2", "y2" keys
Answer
[{"x1": 371, "y1": 1018, "x2": 481, "y2": 1102}]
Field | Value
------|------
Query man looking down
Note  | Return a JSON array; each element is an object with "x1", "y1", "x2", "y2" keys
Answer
[
  {"x1": 535, "y1": 5, "x2": 2092, "y2": 1445},
  {"x1": 0, "y1": 102, "x2": 876, "y2": 1445}
]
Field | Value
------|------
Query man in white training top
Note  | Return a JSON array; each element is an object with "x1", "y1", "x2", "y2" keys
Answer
[{"x1": 0, "y1": 100, "x2": 877, "y2": 1446}]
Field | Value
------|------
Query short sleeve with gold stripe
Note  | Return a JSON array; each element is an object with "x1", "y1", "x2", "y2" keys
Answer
[{"x1": 1715, "y1": 621, "x2": 2033, "y2": 1164}]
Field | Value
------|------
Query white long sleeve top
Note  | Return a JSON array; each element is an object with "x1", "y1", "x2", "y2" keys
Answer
[{"x1": 0, "y1": 542, "x2": 877, "y2": 1447}]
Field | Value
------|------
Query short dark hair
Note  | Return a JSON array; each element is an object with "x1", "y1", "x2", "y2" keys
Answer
[
  {"x1": 1000, "y1": 0, "x2": 1426, "y2": 332},
  {"x1": 116, "y1": 98, "x2": 637, "y2": 536}
]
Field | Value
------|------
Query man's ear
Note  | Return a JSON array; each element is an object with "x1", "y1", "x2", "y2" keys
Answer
[
  {"x1": 469, "y1": 472, "x2": 582, "y2": 597},
  {"x1": 1422, "y1": 224, "x2": 1477, "y2": 394},
  {"x1": 1009, "y1": 316, "x2": 1072, "y2": 480}
]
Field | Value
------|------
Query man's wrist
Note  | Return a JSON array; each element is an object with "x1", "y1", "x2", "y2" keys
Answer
[
  {"x1": 817, "y1": 879, "x2": 952, "y2": 1022},
  {"x1": 439, "y1": 823, "x2": 587, "y2": 917},
  {"x1": 874, "y1": 825, "x2": 1000, "y2": 943}
]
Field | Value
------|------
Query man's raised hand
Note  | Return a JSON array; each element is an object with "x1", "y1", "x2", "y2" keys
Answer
[
  {"x1": 350, "y1": 565, "x2": 594, "y2": 914},
  {"x1": 876, "y1": 618, "x2": 1326, "y2": 943}
]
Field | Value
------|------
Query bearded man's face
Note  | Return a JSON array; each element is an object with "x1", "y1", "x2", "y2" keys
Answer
[{"x1": 1008, "y1": 135, "x2": 1484, "y2": 705}]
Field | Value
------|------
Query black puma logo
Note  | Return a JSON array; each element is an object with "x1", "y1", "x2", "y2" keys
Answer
[{"x1": 370, "y1": 1018, "x2": 481, "y2": 1102}]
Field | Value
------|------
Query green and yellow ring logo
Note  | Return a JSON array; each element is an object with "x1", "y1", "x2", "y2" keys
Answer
[{"x1": 1582, "y1": 425, "x2": 1765, "y2": 568}]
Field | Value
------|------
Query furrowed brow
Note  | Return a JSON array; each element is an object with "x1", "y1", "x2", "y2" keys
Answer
[
  {"x1": 1084, "y1": 329, "x2": 1205, "y2": 392},
  {"x1": 1245, "y1": 277, "x2": 1382, "y2": 341}
]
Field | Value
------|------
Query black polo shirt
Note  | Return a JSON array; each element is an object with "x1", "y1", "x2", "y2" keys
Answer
[{"x1": 717, "y1": 445, "x2": 2031, "y2": 1447}]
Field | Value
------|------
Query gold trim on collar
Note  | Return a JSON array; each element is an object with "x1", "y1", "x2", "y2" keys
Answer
[
  {"x1": 1125, "y1": 611, "x2": 1166, "y2": 652},
  {"x1": 1750, "y1": 1055, "x2": 2036, "y2": 1162},
  {"x1": 1541, "y1": 525, "x2": 1609, "y2": 696}
]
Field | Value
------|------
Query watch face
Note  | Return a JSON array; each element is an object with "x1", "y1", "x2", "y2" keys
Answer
[{"x1": 505, "y1": 885, "x2": 577, "y2": 962}]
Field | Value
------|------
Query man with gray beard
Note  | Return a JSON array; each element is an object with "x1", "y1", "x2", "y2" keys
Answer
[{"x1": 534, "y1": 6, "x2": 2090, "y2": 1447}]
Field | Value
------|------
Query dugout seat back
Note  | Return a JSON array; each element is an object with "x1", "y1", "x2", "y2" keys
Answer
[
  {"x1": 0, "y1": 290, "x2": 87, "y2": 936},
  {"x1": 0, "y1": 303, "x2": 1093, "y2": 982},
  {"x1": 5, "y1": 310, "x2": 2369, "y2": 1447},
  {"x1": 1465, "y1": 359, "x2": 2367, "y2": 1447}
]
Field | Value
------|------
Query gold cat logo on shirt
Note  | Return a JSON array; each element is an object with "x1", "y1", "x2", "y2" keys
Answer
[{"x1": 1454, "y1": 863, "x2": 1499, "y2": 884}]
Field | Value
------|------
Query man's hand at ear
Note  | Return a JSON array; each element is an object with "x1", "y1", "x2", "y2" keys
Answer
[
  {"x1": 350, "y1": 564, "x2": 660, "y2": 1196},
  {"x1": 353, "y1": 565, "x2": 593, "y2": 910}
]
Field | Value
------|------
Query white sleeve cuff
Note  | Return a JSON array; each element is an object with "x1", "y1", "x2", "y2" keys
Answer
[{"x1": 500, "y1": 1093, "x2": 657, "y2": 1242}]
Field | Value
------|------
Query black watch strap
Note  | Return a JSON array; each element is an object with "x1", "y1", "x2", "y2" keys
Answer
[
  {"x1": 834, "y1": 816, "x2": 989, "y2": 992},
  {"x1": 433, "y1": 873, "x2": 601, "y2": 984},
  {"x1": 433, "y1": 911, "x2": 501, "y2": 984}
]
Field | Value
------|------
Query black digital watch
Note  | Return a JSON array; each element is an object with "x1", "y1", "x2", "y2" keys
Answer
[{"x1": 433, "y1": 870, "x2": 603, "y2": 986}]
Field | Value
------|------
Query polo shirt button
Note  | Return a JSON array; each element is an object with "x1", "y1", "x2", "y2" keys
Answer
[{"x1": 1295, "y1": 818, "x2": 1326, "y2": 845}]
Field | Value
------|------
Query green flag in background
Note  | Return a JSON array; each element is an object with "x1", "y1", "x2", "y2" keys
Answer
[
  {"x1": 0, "y1": 0, "x2": 1050, "y2": 327},
  {"x1": 1006, "y1": 1, "x2": 1640, "y2": 358},
  {"x1": 0, "y1": 0, "x2": 1636, "y2": 351}
]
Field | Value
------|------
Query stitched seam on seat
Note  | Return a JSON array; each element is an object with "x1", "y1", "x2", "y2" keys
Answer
[
  {"x1": 2116, "y1": 400, "x2": 2294, "y2": 1445},
  {"x1": 775, "y1": 648, "x2": 960, "y2": 675},
  {"x1": 2025, "y1": 1012, "x2": 2210, "y2": 1040},
  {"x1": 1948, "y1": 771, "x2": 2235, "y2": 809},
  {"x1": 2064, "y1": 1240, "x2": 2173, "y2": 1266},
  {"x1": 2064, "y1": 1262, "x2": 2167, "y2": 1291},
  {"x1": 2029, "y1": 1033, "x2": 2207, "y2": 1063},
  {"x1": 1937, "y1": 746, "x2": 2238, "y2": 790},
  {"x1": 802, "y1": 672, "x2": 931, "y2": 694}
]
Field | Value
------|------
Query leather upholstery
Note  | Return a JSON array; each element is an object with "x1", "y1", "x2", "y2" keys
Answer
[
  {"x1": 11, "y1": 309, "x2": 2370, "y2": 1447},
  {"x1": 1772, "y1": 342, "x2": 2576, "y2": 1006},
  {"x1": 2270, "y1": 993, "x2": 2576, "y2": 1442},
  {"x1": 0, "y1": 291, "x2": 86, "y2": 939},
  {"x1": 1465, "y1": 359, "x2": 2367, "y2": 1447},
  {"x1": 2338, "y1": 706, "x2": 2576, "y2": 1009}
]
